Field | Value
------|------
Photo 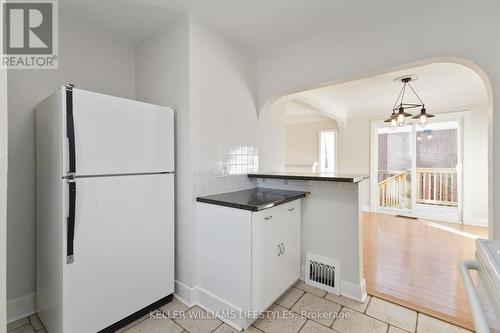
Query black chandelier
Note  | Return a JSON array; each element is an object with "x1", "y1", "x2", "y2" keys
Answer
[{"x1": 384, "y1": 76, "x2": 434, "y2": 127}]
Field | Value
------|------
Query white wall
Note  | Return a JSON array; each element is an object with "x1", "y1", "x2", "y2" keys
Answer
[
  {"x1": 257, "y1": 98, "x2": 286, "y2": 172},
  {"x1": 1, "y1": 67, "x2": 8, "y2": 333},
  {"x1": 189, "y1": 15, "x2": 259, "y2": 194},
  {"x1": 134, "y1": 16, "x2": 195, "y2": 292},
  {"x1": 189, "y1": 16, "x2": 260, "y2": 299},
  {"x1": 134, "y1": 15, "x2": 262, "y2": 301},
  {"x1": 189, "y1": 17, "x2": 258, "y2": 151},
  {"x1": 337, "y1": 117, "x2": 374, "y2": 175},
  {"x1": 466, "y1": 105, "x2": 489, "y2": 224},
  {"x1": 257, "y1": 0, "x2": 499, "y2": 237},
  {"x1": 6, "y1": 14, "x2": 135, "y2": 321},
  {"x1": 285, "y1": 119, "x2": 338, "y2": 170}
]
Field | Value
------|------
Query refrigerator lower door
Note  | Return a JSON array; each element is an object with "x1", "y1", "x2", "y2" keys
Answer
[
  {"x1": 62, "y1": 173, "x2": 174, "y2": 333},
  {"x1": 64, "y1": 87, "x2": 175, "y2": 176}
]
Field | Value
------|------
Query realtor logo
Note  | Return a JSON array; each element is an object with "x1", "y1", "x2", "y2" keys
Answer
[{"x1": 1, "y1": 0, "x2": 58, "y2": 69}]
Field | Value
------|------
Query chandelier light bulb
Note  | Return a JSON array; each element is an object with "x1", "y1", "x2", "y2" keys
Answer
[
  {"x1": 390, "y1": 118, "x2": 397, "y2": 128},
  {"x1": 397, "y1": 113, "x2": 405, "y2": 125},
  {"x1": 419, "y1": 114, "x2": 427, "y2": 127}
]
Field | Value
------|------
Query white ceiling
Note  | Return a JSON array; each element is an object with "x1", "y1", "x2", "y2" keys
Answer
[
  {"x1": 288, "y1": 62, "x2": 488, "y2": 120},
  {"x1": 59, "y1": 3, "x2": 489, "y2": 122},
  {"x1": 284, "y1": 100, "x2": 333, "y2": 125},
  {"x1": 60, "y1": 0, "x2": 356, "y2": 52},
  {"x1": 60, "y1": 0, "x2": 184, "y2": 44}
]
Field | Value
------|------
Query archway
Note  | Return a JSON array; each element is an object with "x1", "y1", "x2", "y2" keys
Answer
[
  {"x1": 257, "y1": 58, "x2": 493, "y2": 330},
  {"x1": 259, "y1": 57, "x2": 493, "y2": 234}
]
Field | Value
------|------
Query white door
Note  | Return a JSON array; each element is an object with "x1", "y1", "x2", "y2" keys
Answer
[
  {"x1": 252, "y1": 201, "x2": 301, "y2": 312},
  {"x1": 371, "y1": 116, "x2": 464, "y2": 221},
  {"x1": 63, "y1": 87, "x2": 174, "y2": 176},
  {"x1": 62, "y1": 173, "x2": 174, "y2": 333}
]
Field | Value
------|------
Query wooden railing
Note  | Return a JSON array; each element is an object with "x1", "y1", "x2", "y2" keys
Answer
[
  {"x1": 378, "y1": 170, "x2": 409, "y2": 208},
  {"x1": 378, "y1": 168, "x2": 458, "y2": 208},
  {"x1": 416, "y1": 168, "x2": 458, "y2": 207}
]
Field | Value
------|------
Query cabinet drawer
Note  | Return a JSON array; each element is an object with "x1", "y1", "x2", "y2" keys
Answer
[{"x1": 251, "y1": 200, "x2": 301, "y2": 312}]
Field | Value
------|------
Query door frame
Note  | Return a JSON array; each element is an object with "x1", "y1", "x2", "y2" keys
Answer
[
  {"x1": 1, "y1": 65, "x2": 8, "y2": 330},
  {"x1": 370, "y1": 111, "x2": 470, "y2": 223}
]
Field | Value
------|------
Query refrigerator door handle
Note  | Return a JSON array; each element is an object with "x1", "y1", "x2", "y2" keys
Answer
[
  {"x1": 66, "y1": 85, "x2": 76, "y2": 175},
  {"x1": 67, "y1": 180, "x2": 76, "y2": 264}
]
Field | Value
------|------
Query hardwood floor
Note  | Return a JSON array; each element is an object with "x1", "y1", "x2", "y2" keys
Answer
[{"x1": 363, "y1": 212, "x2": 488, "y2": 331}]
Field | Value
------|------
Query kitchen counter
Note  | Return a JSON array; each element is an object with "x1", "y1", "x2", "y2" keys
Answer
[
  {"x1": 247, "y1": 172, "x2": 368, "y2": 183},
  {"x1": 247, "y1": 172, "x2": 370, "y2": 302},
  {"x1": 196, "y1": 187, "x2": 308, "y2": 211}
]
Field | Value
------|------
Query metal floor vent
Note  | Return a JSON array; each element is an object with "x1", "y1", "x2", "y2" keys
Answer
[{"x1": 305, "y1": 253, "x2": 340, "y2": 295}]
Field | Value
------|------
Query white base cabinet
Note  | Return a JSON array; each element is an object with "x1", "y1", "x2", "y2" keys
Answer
[{"x1": 197, "y1": 199, "x2": 301, "y2": 330}]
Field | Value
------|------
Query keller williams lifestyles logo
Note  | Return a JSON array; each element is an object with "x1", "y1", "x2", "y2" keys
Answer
[{"x1": 1, "y1": 0, "x2": 58, "y2": 69}]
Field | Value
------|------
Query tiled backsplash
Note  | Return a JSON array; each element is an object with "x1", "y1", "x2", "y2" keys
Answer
[{"x1": 192, "y1": 145, "x2": 259, "y2": 196}]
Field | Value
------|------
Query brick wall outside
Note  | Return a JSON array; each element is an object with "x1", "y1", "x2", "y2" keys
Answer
[
  {"x1": 378, "y1": 128, "x2": 458, "y2": 174},
  {"x1": 416, "y1": 129, "x2": 458, "y2": 168}
]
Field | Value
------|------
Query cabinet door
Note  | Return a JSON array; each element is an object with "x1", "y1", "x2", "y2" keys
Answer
[
  {"x1": 252, "y1": 200, "x2": 301, "y2": 312},
  {"x1": 252, "y1": 204, "x2": 284, "y2": 312},
  {"x1": 279, "y1": 200, "x2": 301, "y2": 290}
]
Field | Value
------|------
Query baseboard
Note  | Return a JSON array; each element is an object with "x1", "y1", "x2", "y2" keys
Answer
[
  {"x1": 341, "y1": 279, "x2": 367, "y2": 303},
  {"x1": 7, "y1": 293, "x2": 36, "y2": 323},
  {"x1": 195, "y1": 286, "x2": 253, "y2": 331},
  {"x1": 373, "y1": 208, "x2": 480, "y2": 226},
  {"x1": 174, "y1": 283, "x2": 254, "y2": 331},
  {"x1": 463, "y1": 217, "x2": 488, "y2": 227},
  {"x1": 298, "y1": 269, "x2": 367, "y2": 303},
  {"x1": 417, "y1": 215, "x2": 461, "y2": 224},
  {"x1": 362, "y1": 205, "x2": 372, "y2": 212},
  {"x1": 174, "y1": 280, "x2": 196, "y2": 307}
]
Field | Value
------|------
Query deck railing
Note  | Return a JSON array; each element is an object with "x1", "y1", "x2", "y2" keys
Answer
[
  {"x1": 416, "y1": 168, "x2": 458, "y2": 206},
  {"x1": 378, "y1": 168, "x2": 458, "y2": 208}
]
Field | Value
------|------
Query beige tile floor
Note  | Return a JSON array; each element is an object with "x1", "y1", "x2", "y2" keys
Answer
[{"x1": 8, "y1": 281, "x2": 473, "y2": 333}]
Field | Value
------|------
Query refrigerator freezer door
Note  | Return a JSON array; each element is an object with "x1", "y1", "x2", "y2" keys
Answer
[
  {"x1": 62, "y1": 173, "x2": 174, "y2": 333},
  {"x1": 64, "y1": 88, "x2": 174, "y2": 175}
]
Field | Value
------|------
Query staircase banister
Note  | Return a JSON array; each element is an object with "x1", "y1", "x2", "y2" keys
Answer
[{"x1": 377, "y1": 170, "x2": 408, "y2": 186}]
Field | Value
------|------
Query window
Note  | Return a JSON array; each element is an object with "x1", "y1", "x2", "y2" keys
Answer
[{"x1": 320, "y1": 130, "x2": 336, "y2": 173}]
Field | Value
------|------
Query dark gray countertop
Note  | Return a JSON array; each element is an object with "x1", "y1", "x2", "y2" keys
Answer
[
  {"x1": 196, "y1": 187, "x2": 308, "y2": 211},
  {"x1": 247, "y1": 172, "x2": 369, "y2": 183}
]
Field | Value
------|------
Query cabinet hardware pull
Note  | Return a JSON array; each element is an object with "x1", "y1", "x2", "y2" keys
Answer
[
  {"x1": 277, "y1": 244, "x2": 282, "y2": 256},
  {"x1": 281, "y1": 242, "x2": 285, "y2": 254},
  {"x1": 265, "y1": 215, "x2": 273, "y2": 220},
  {"x1": 288, "y1": 207, "x2": 294, "y2": 212}
]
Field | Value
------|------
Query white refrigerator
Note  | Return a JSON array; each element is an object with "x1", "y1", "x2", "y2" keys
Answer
[{"x1": 36, "y1": 85, "x2": 175, "y2": 333}]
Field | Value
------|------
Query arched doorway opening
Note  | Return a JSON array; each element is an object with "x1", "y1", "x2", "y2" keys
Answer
[{"x1": 257, "y1": 58, "x2": 493, "y2": 330}]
